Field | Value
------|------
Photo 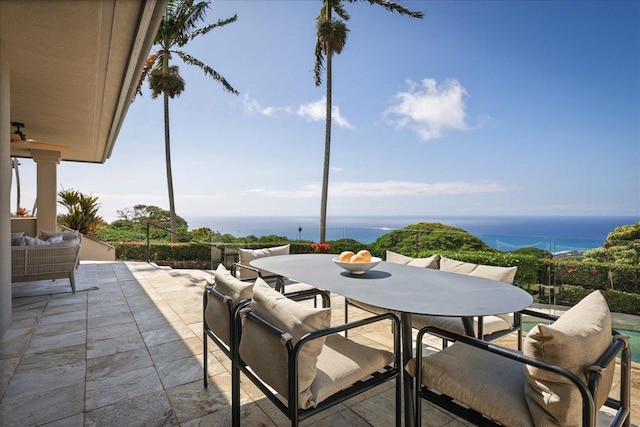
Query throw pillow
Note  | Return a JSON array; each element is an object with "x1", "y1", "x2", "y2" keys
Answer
[
  {"x1": 523, "y1": 290, "x2": 614, "y2": 425},
  {"x1": 213, "y1": 263, "x2": 253, "y2": 304},
  {"x1": 386, "y1": 250, "x2": 439, "y2": 269},
  {"x1": 46, "y1": 235, "x2": 64, "y2": 244},
  {"x1": 238, "y1": 244, "x2": 290, "y2": 279},
  {"x1": 239, "y1": 278, "x2": 331, "y2": 409},
  {"x1": 40, "y1": 230, "x2": 80, "y2": 242},
  {"x1": 205, "y1": 264, "x2": 254, "y2": 346},
  {"x1": 11, "y1": 232, "x2": 24, "y2": 246},
  {"x1": 24, "y1": 236, "x2": 50, "y2": 246}
]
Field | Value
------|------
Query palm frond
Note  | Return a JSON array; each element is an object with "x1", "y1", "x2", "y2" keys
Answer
[
  {"x1": 332, "y1": 1, "x2": 351, "y2": 21},
  {"x1": 346, "y1": 0, "x2": 424, "y2": 19},
  {"x1": 186, "y1": 14, "x2": 238, "y2": 43},
  {"x1": 314, "y1": 39, "x2": 325, "y2": 87},
  {"x1": 176, "y1": 51, "x2": 239, "y2": 95}
]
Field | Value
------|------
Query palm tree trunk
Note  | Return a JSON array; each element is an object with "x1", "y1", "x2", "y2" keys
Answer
[
  {"x1": 319, "y1": 1, "x2": 333, "y2": 244},
  {"x1": 163, "y1": 91, "x2": 178, "y2": 243}
]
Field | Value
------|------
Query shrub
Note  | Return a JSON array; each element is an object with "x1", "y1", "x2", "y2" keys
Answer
[{"x1": 557, "y1": 285, "x2": 640, "y2": 315}]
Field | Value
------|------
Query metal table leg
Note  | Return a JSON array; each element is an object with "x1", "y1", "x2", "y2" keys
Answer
[{"x1": 401, "y1": 312, "x2": 415, "y2": 426}]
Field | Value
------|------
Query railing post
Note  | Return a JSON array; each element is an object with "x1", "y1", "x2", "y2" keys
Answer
[{"x1": 147, "y1": 222, "x2": 150, "y2": 263}]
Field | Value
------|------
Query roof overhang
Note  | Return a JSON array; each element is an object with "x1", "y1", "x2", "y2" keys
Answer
[{"x1": 1, "y1": 0, "x2": 166, "y2": 163}]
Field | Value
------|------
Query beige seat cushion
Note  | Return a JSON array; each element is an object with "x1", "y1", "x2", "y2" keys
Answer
[
  {"x1": 205, "y1": 264, "x2": 253, "y2": 346},
  {"x1": 311, "y1": 334, "x2": 395, "y2": 405},
  {"x1": 412, "y1": 313, "x2": 511, "y2": 337},
  {"x1": 523, "y1": 290, "x2": 614, "y2": 425},
  {"x1": 386, "y1": 250, "x2": 439, "y2": 269},
  {"x1": 406, "y1": 342, "x2": 535, "y2": 427},
  {"x1": 238, "y1": 244, "x2": 290, "y2": 279},
  {"x1": 239, "y1": 278, "x2": 331, "y2": 409}
]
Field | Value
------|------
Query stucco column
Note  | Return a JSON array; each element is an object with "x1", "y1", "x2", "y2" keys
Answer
[
  {"x1": 0, "y1": 42, "x2": 12, "y2": 337},
  {"x1": 32, "y1": 149, "x2": 60, "y2": 235}
]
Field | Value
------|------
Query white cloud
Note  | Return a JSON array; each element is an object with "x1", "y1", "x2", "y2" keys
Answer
[
  {"x1": 384, "y1": 78, "x2": 469, "y2": 141},
  {"x1": 297, "y1": 97, "x2": 354, "y2": 129},
  {"x1": 246, "y1": 180, "x2": 506, "y2": 199},
  {"x1": 242, "y1": 94, "x2": 292, "y2": 116}
]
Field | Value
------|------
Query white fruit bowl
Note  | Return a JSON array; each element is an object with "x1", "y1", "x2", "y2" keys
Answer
[{"x1": 331, "y1": 256, "x2": 382, "y2": 274}]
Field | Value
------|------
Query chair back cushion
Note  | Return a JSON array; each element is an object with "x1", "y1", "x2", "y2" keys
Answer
[
  {"x1": 238, "y1": 244, "x2": 290, "y2": 279},
  {"x1": 239, "y1": 278, "x2": 331, "y2": 409},
  {"x1": 523, "y1": 290, "x2": 614, "y2": 425},
  {"x1": 386, "y1": 250, "x2": 439, "y2": 269},
  {"x1": 440, "y1": 256, "x2": 517, "y2": 323},
  {"x1": 205, "y1": 264, "x2": 253, "y2": 346},
  {"x1": 440, "y1": 256, "x2": 517, "y2": 284}
]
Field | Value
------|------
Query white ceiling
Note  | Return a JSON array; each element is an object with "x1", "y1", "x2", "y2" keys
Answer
[{"x1": 1, "y1": 0, "x2": 166, "y2": 163}]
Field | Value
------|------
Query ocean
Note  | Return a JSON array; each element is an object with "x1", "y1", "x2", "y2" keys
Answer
[{"x1": 185, "y1": 215, "x2": 638, "y2": 254}]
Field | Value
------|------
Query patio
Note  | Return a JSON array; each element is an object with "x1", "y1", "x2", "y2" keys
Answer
[{"x1": 1, "y1": 261, "x2": 638, "y2": 426}]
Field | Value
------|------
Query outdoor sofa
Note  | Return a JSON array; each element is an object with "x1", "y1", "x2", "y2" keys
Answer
[{"x1": 10, "y1": 231, "x2": 81, "y2": 293}]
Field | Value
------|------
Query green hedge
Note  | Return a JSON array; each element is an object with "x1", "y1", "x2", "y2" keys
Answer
[
  {"x1": 557, "y1": 285, "x2": 640, "y2": 315},
  {"x1": 539, "y1": 259, "x2": 640, "y2": 294},
  {"x1": 113, "y1": 242, "x2": 212, "y2": 262}
]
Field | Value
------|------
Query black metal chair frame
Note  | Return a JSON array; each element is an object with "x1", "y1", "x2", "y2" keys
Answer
[
  {"x1": 231, "y1": 262, "x2": 330, "y2": 308},
  {"x1": 233, "y1": 308, "x2": 402, "y2": 427},
  {"x1": 413, "y1": 310, "x2": 632, "y2": 427},
  {"x1": 202, "y1": 283, "x2": 330, "y2": 414},
  {"x1": 344, "y1": 296, "x2": 524, "y2": 349}
]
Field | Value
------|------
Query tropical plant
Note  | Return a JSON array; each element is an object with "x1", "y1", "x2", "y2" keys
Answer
[
  {"x1": 57, "y1": 188, "x2": 104, "y2": 236},
  {"x1": 137, "y1": 0, "x2": 238, "y2": 242},
  {"x1": 313, "y1": 0, "x2": 423, "y2": 242},
  {"x1": 584, "y1": 221, "x2": 640, "y2": 266}
]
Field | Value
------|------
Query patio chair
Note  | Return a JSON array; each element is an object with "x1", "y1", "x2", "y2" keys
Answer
[
  {"x1": 233, "y1": 278, "x2": 401, "y2": 427},
  {"x1": 203, "y1": 264, "x2": 329, "y2": 388},
  {"x1": 233, "y1": 244, "x2": 329, "y2": 307},
  {"x1": 411, "y1": 255, "x2": 522, "y2": 348},
  {"x1": 344, "y1": 251, "x2": 439, "y2": 329},
  {"x1": 406, "y1": 290, "x2": 631, "y2": 427}
]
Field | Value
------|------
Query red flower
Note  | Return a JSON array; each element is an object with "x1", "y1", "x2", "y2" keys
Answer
[{"x1": 311, "y1": 243, "x2": 331, "y2": 253}]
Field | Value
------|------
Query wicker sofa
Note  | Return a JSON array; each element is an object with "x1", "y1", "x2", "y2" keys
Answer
[{"x1": 11, "y1": 231, "x2": 81, "y2": 294}]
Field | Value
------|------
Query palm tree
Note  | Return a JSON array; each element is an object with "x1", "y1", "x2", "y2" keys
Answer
[
  {"x1": 314, "y1": 0, "x2": 423, "y2": 243},
  {"x1": 139, "y1": 0, "x2": 238, "y2": 242}
]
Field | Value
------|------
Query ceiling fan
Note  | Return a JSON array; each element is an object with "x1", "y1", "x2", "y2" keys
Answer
[
  {"x1": 10, "y1": 121, "x2": 27, "y2": 141},
  {"x1": 9, "y1": 121, "x2": 67, "y2": 152}
]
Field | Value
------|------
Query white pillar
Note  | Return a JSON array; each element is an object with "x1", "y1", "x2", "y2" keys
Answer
[
  {"x1": 0, "y1": 40, "x2": 12, "y2": 337},
  {"x1": 32, "y1": 149, "x2": 60, "y2": 235}
]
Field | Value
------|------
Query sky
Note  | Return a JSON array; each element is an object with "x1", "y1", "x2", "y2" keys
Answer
[{"x1": 9, "y1": 0, "x2": 640, "y2": 224}]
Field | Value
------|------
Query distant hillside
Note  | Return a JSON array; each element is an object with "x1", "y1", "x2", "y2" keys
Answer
[{"x1": 369, "y1": 222, "x2": 493, "y2": 255}]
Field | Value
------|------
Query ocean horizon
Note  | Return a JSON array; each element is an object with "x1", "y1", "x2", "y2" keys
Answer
[{"x1": 184, "y1": 215, "x2": 638, "y2": 254}]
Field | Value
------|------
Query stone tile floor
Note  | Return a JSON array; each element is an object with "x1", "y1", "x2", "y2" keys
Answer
[{"x1": 0, "y1": 261, "x2": 638, "y2": 426}]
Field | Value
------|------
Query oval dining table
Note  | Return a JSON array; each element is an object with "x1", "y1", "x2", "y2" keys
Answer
[{"x1": 251, "y1": 253, "x2": 534, "y2": 426}]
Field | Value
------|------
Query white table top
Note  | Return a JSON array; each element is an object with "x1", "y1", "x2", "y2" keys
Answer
[{"x1": 251, "y1": 254, "x2": 533, "y2": 317}]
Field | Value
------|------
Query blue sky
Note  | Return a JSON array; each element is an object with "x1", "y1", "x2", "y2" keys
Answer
[{"x1": 11, "y1": 0, "x2": 640, "y2": 223}]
